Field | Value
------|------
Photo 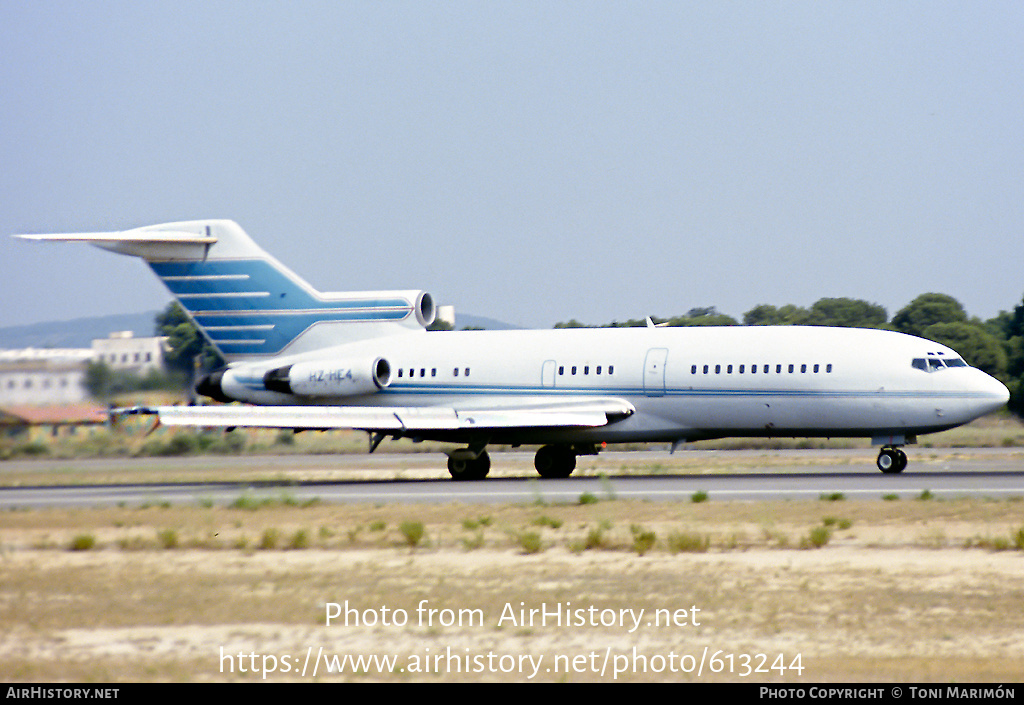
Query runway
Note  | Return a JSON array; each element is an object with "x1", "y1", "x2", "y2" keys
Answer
[{"x1": 2, "y1": 448, "x2": 1023, "y2": 508}]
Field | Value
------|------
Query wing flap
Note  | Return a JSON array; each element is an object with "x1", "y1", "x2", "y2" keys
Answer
[{"x1": 122, "y1": 397, "x2": 634, "y2": 432}]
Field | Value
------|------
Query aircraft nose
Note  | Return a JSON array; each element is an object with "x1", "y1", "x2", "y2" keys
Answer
[
  {"x1": 994, "y1": 376, "x2": 1010, "y2": 407},
  {"x1": 975, "y1": 371, "x2": 1010, "y2": 415}
]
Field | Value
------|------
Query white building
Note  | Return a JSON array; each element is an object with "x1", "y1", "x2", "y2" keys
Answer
[
  {"x1": 0, "y1": 348, "x2": 93, "y2": 405},
  {"x1": 91, "y1": 331, "x2": 168, "y2": 374},
  {"x1": 0, "y1": 332, "x2": 168, "y2": 405}
]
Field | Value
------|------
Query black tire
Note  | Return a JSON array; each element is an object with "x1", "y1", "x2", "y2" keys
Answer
[
  {"x1": 534, "y1": 445, "x2": 576, "y2": 478},
  {"x1": 894, "y1": 448, "x2": 908, "y2": 472},
  {"x1": 877, "y1": 448, "x2": 905, "y2": 474},
  {"x1": 448, "y1": 450, "x2": 490, "y2": 481}
]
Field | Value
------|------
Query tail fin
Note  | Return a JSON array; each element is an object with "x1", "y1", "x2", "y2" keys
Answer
[{"x1": 16, "y1": 220, "x2": 435, "y2": 360}]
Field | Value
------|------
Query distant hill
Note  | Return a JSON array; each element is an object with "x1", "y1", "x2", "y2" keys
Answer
[
  {"x1": 0, "y1": 311, "x2": 519, "y2": 349},
  {"x1": 455, "y1": 314, "x2": 520, "y2": 330},
  {"x1": 0, "y1": 312, "x2": 159, "y2": 349}
]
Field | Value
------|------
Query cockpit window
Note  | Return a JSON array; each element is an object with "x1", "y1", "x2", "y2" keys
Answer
[{"x1": 912, "y1": 356, "x2": 968, "y2": 371}]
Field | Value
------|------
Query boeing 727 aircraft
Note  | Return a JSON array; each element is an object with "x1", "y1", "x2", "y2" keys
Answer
[{"x1": 17, "y1": 220, "x2": 1009, "y2": 479}]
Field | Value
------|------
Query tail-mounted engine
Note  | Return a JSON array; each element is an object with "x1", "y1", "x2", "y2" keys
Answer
[
  {"x1": 262, "y1": 358, "x2": 392, "y2": 397},
  {"x1": 195, "y1": 357, "x2": 393, "y2": 403}
]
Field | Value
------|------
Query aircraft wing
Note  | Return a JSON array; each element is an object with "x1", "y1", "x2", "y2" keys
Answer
[{"x1": 120, "y1": 397, "x2": 635, "y2": 432}]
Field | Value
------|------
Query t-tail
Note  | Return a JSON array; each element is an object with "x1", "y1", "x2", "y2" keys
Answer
[{"x1": 16, "y1": 220, "x2": 436, "y2": 361}]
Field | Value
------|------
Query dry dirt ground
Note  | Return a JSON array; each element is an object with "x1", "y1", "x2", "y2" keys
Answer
[{"x1": 2, "y1": 485, "x2": 1024, "y2": 682}]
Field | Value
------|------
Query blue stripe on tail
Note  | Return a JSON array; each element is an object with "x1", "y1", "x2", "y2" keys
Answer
[{"x1": 149, "y1": 259, "x2": 414, "y2": 356}]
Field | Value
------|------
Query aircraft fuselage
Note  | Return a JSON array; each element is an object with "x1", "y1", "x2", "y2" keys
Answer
[{"x1": 211, "y1": 325, "x2": 1008, "y2": 447}]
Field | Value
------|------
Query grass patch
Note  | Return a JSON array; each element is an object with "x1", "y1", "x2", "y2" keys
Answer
[
  {"x1": 461, "y1": 516, "x2": 492, "y2": 530},
  {"x1": 258, "y1": 528, "x2": 280, "y2": 550},
  {"x1": 156, "y1": 529, "x2": 179, "y2": 549},
  {"x1": 68, "y1": 534, "x2": 96, "y2": 551},
  {"x1": 802, "y1": 525, "x2": 831, "y2": 549},
  {"x1": 462, "y1": 530, "x2": 486, "y2": 551},
  {"x1": 667, "y1": 531, "x2": 710, "y2": 553},
  {"x1": 399, "y1": 521, "x2": 426, "y2": 548},
  {"x1": 516, "y1": 530, "x2": 543, "y2": 554},
  {"x1": 570, "y1": 522, "x2": 612, "y2": 552},
  {"x1": 288, "y1": 529, "x2": 311, "y2": 550},
  {"x1": 630, "y1": 525, "x2": 657, "y2": 556},
  {"x1": 229, "y1": 493, "x2": 273, "y2": 511}
]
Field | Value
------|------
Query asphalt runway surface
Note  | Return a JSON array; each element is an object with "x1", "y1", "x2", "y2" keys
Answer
[{"x1": 2, "y1": 448, "x2": 1023, "y2": 509}]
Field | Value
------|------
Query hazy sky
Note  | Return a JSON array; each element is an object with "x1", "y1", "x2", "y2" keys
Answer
[{"x1": 3, "y1": 1, "x2": 1023, "y2": 330}]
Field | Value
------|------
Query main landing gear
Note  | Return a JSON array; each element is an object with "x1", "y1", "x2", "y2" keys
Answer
[
  {"x1": 876, "y1": 446, "x2": 908, "y2": 474},
  {"x1": 534, "y1": 444, "x2": 577, "y2": 478},
  {"x1": 447, "y1": 449, "x2": 491, "y2": 481},
  {"x1": 446, "y1": 443, "x2": 595, "y2": 480}
]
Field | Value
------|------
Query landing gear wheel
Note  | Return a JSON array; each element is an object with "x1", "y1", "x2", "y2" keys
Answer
[
  {"x1": 877, "y1": 447, "x2": 907, "y2": 474},
  {"x1": 448, "y1": 450, "x2": 490, "y2": 481},
  {"x1": 534, "y1": 445, "x2": 576, "y2": 478}
]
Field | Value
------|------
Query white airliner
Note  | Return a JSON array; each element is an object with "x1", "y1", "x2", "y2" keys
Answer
[{"x1": 17, "y1": 220, "x2": 1009, "y2": 479}]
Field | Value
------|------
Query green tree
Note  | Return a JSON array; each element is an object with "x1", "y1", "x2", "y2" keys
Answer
[
  {"x1": 84, "y1": 360, "x2": 176, "y2": 401},
  {"x1": 921, "y1": 321, "x2": 1007, "y2": 377},
  {"x1": 155, "y1": 302, "x2": 223, "y2": 375},
  {"x1": 892, "y1": 293, "x2": 968, "y2": 338},
  {"x1": 742, "y1": 303, "x2": 811, "y2": 326},
  {"x1": 1002, "y1": 295, "x2": 1024, "y2": 379},
  {"x1": 663, "y1": 307, "x2": 738, "y2": 327},
  {"x1": 990, "y1": 293, "x2": 1024, "y2": 416},
  {"x1": 805, "y1": 298, "x2": 888, "y2": 329},
  {"x1": 744, "y1": 304, "x2": 786, "y2": 326},
  {"x1": 84, "y1": 360, "x2": 115, "y2": 401}
]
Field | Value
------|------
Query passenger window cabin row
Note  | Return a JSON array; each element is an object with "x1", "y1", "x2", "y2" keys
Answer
[
  {"x1": 558, "y1": 365, "x2": 615, "y2": 376},
  {"x1": 691, "y1": 363, "x2": 833, "y2": 375},
  {"x1": 396, "y1": 367, "x2": 471, "y2": 379},
  {"x1": 381, "y1": 355, "x2": 969, "y2": 384}
]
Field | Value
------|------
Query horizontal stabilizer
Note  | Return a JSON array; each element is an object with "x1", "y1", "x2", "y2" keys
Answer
[
  {"x1": 15, "y1": 230, "x2": 216, "y2": 244},
  {"x1": 15, "y1": 223, "x2": 217, "y2": 260},
  {"x1": 119, "y1": 397, "x2": 635, "y2": 432}
]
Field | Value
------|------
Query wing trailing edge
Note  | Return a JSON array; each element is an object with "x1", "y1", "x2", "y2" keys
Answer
[{"x1": 120, "y1": 397, "x2": 635, "y2": 432}]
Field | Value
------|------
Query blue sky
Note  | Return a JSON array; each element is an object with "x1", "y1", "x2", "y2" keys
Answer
[{"x1": 3, "y1": 1, "x2": 1023, "y2": 330}]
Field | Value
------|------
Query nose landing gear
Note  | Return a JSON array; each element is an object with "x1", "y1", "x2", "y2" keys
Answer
[{"x1": 877, "y1": 446, "x2": 908, "y2": 474}]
